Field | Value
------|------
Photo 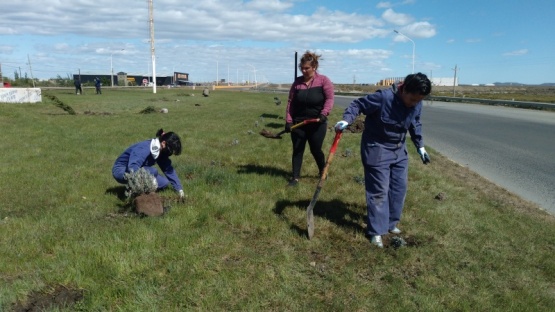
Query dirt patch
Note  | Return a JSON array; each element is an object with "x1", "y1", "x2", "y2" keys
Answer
[
  {"x1": 43, "y1": 94, "x2": 76, "y2": 115},
  {"x1": 134, "y1": 192, "x2": 164, "y2": 217},
  {"x1": 139, "y1": 106, "x2": 157, "y2": 114},
  {"x1": 83, "y1": 110, "x2": 113, "y2": 115},
  {"x1": 12, "y1": 284, "x2": 84, "y2": 311},
  {"x1": 259, "y1": 129, "x2": 282, "y2": 139},
  {"x1": 345, "y1": 116, "x2": 364, "y2": 133},
  {"x1": 382, "y1": 234, "x2": 434, "y2": 249}
]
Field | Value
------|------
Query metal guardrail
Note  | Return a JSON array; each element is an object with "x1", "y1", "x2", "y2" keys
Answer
[{"x1": 428, "y1": 96, "x2": 555, "y2": 110}]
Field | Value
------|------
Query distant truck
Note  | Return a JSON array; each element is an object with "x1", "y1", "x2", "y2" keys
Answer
[{"x1": 2, "y1": 82, "x2": 12, "y2": 88}]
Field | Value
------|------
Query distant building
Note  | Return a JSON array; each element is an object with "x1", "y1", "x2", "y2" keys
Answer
[
  {"x1": 430, "y1": 77, "x2": 458, "y2": 86},
  {"x1": 377, "y1": 77, "x2": 404, "y2": 86},
  {"x1": 74, "y1": 73, "x2": 178, "y2": 86},
  {"x1": 377, "y1": 76, "x2": 458, "y2": 87}
]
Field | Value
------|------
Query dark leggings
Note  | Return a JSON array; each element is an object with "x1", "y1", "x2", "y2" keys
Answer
[{"x1": 290, "y1": 122, "x2": 327, "y2": 179}]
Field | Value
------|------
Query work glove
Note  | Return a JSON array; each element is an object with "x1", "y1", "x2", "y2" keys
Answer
[
  {"x1": 418, "y1": 147, "x2": 431, "y2": 164},
  {"x1": 178, "y1": 189, "x2": 186, "y2": 203},
  {"x1": 335, "y1": 120, "x2": 348, "y2": 131},
  {"x1": 318, "y1": 114, "x2": 327, "y2": 123},
  {"x1": 285, "y1": 123, "x2": 293, "y2": 133}
]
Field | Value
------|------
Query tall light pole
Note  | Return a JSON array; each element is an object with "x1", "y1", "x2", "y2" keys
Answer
[
  {"x1": 247, "y1": 64, "x2": 257, "y2": 88},
  {"x1": 110, "y1": 48, "x2": 124, "y2": 87},
  {"x1": 394, "y1": 30, "x2": 415, "y2": 74},
  {"x1": 148, "y1": 0, "x2": 156, "y2": 93}
]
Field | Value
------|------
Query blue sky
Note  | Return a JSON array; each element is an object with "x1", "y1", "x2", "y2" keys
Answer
[{"x1": 1, "y1": 0, "x2": 553, "y2": 85}]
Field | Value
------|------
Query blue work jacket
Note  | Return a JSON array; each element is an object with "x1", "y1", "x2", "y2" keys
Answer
[
  {"x1": 112, "y1": 139, "x2": 183, "y2": 191},
  {"x1": 342, "y1": 87, "x2": 424, "y2": 166}
]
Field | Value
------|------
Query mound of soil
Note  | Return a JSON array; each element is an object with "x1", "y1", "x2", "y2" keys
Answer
[
  {"x1": 12, "y1": 284, "x2": 84, "y2": 311},
  {"x1": 346, "y1": 117, "x2": 364, "y2": 133},
  {"x1": 134, "y1": 193, "x2": 164, "y2": 216}
]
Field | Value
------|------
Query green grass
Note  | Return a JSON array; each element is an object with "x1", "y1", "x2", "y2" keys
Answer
[{"x1": 1, "y1": 87, "x2": 554, "y2": 311}]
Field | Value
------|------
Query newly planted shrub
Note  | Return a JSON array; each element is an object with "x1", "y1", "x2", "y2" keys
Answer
[{"x1": 123, "y1": 168, "x2": 163, "y2": 216}]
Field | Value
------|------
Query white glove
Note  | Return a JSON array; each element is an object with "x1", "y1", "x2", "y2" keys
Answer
[
  {"x1": 178, "y1": 190, "x2": 185, "y2": 198},
  {"x1": 417, "y1": 147, "x2": 430, "y2": 164},
  {"x1": 335, "y1": 120, "x2": 348, "y2": 131}
]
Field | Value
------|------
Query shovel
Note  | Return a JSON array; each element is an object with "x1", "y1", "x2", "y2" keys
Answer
[
  {"x1": 307, "y1": 130, "x2": 343, "y2": 239},
  {"x1": 259, "y1": 118, "x2": 319, "y2": 139}
]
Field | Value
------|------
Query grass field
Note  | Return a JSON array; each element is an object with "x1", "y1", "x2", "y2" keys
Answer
[{"x1": 1, "y1": 87, "x2": 554, "y2": 311}]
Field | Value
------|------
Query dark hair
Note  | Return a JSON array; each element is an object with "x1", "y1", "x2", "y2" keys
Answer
[
  {"x1": 156, "y1": 128, "x2": 182, "y2": 156},
  {"x1": 403, "y1": 72, "x2": 432, "y2": 96},
  {"x1": 299, "y1": 50, "x2": 321, "y2": 71}
]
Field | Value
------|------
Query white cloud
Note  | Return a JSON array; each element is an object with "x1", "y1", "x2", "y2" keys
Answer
[
  {"x1": 377, "y1": 2, "x2": 392, "y2": 9},
  {"x1": 503, "y1": 49, "x2": 528, "y2": 56},
  {"x1": 0, "y1": 45, "x2": 14, "y2": 54},
  {"x1": 246, "y1": 0, "x2": 293, "y2": 11},
  {"x1": 0, "y1": 0, "x2": 439, "y2": 83},
  {"x1": 403, "y1": 21, "x2": 436, "y2": 38},
  {"x1": 382, "y1": 8, "x2": 414, "y2": 26}
]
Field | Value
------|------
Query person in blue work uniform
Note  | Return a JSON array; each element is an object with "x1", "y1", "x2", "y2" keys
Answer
[
  {"x1": 335, "y1": 73, "x2": 432, "y2": 248},
  {"x1": 112, "y1": 128, "x2": 186, "y2": 199},
  {"x1": 94, "y1": 77, "x2": 102, "y2": 94},
  {"x1": 74, "y1": 77, "x2": 82, "y2": 95},
  {"x1": 285, "y1": 50, "x2": 334, "y2": 186}
]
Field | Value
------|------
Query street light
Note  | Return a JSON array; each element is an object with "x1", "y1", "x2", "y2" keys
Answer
[
  {"x1": 394, "y1": 30, "x2": 415, "y2": 74},
  {"x1": 247, "y1": 64, "x2": 257, "y2": 88},
  {"x1": 110, "y1": 48, "x2": 125, "y2": 87}
]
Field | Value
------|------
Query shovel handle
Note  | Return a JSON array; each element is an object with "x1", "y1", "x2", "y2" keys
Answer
[
  {"x1": 269, "y1": 118, "x2": 321, "y2": 139},
  {"x1": 291, "y1": 118, "x2": 320, "y2": 130}
]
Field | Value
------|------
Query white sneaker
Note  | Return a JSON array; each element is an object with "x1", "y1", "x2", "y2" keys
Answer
[
  {"x1": 370, "y1": 235, "x2": 383, "y2": 248},
  {"x1": 389, "y1": 227, "x2": 401, "y2": 234}
]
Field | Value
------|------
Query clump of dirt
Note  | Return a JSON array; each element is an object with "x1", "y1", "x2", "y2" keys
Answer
[
  {"x1": 259, "y1": 129, "x2": 281, "y2": 138},
  {"x1": 139, "y1": 106, "x2": 157, "y2": 114},
  {"x1": 435, "y1": 192, "x2": 446, "y2": 201},
  {"x1": 134, "y1": 192, "x2": 164, "y2": 217},
  {"x1": 346, "y1": 116, "x2": 364, "y2": 133},
  {"x1": 382, "y1": 234, "x2": 434, "y2": 248},
  {"x1": 83, "y1": 110, "x2": 113, "y2": 115},
  {"x1": 12, "y1": 284, "x2": 84, "y2": 311}
]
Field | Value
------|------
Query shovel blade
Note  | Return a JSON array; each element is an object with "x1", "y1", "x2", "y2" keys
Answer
[
  {"x1": 260, "y1": 129, "x2": 284, "y2": 139},
  {"x1": 307, "y1": 210, "x2": 315, "y2": 239},
  {"x1": 306, "y1": 186, "x2": 321, "y2": 239}
]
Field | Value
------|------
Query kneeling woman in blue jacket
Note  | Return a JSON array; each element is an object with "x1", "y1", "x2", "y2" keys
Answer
[{"x1": 112, "y1": 129, "x2": 185, "y2": 199}]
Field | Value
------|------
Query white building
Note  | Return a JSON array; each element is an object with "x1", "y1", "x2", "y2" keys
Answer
[
  {"x1": 378, "y1": 77, "x2": 458, "y2": 87},
  {"x1": 430, "y1": 77, "x2": 458, "y2": 86}
]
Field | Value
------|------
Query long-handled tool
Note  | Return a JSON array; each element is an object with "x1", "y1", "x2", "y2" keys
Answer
[
  {"x1": 259, "y1": 118, "x2": 319, "y2": 139},
  {"x1": 307, "y1": 130, "x2": 343, "y2": 239}
]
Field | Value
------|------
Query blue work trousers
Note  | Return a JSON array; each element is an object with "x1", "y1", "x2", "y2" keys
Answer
[
  {"x1": 112, "y1": 166, "x2": 169, "y2": 190},
  {"x1": 363, "y1": 149, "x2": 408, "y2": 236}
]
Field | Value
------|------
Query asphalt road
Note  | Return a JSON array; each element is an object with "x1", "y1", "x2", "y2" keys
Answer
[{"x1": 334, "y1": 95, "x2": 555, "y2": 215}]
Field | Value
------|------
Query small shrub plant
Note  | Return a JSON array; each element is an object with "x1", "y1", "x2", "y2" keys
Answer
[{"x1": 123, "y1": 168, "x2": 157, "y2": 200}]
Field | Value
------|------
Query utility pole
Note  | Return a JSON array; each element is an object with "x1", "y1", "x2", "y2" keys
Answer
[
  {"x1": 452, "y1": 65, "x2": 458, "y2": 97},
  {"x1": 28, "y1": 54, "x2": 36, "y2": 88},
  {"x1": 148, "y1": 0, "x2": 156, "y2": 94},
  {"x1": 294, "y1": 51, "x2": 298, "y2": 80},
  {"x1": 394, "y1": 30, "x2": 415, "y2": 74}
]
